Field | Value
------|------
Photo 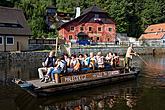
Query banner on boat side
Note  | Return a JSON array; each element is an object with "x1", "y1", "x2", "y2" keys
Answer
[{"x1": 60, "y1": 70, "x2": 120, "y2": 83}]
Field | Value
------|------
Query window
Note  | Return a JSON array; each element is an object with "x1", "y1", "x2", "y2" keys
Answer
[
  {"x1": 0, "y1": 23, "x2": 22, "y2": 28},
  {"x1": 80, "y1": 26, "x2": 84, "y2": 31},
  {"x1": 98, "y1": 27, "x2": 102, "y2": 31},
  {"x1": 89, "y1": 27, "x2": 92, "y2": 31},
  {"x1": 0, "y1": 36, "x2": 3, "y2": 45},
  {"x1": 11, "y1": 24, "x2": 18, "y2": 27},
  {"x1": 0, "y1": 23, "x2": 5, "y2": 27},
  {"x1": 6, "y1": 36, "x2": 14, "y2": 45},
  {"x1": 70, "y1": 27, "x2": 74, "y2": 31},
  {"x1": 109, "y1": 28, "x2": 112, "y2": 32},
  {"x1": 94, "y1": 14, "x2": 99, "y2": 18},
  {"x1": 91, "y1": 37, "x2": 93, "y2": 40},
  {"x1": 97, "y1": 37, "x2": 99, "y2": 41},
  {"x1": 69, "y1": 35, "x2": 72, "y2": 40}
]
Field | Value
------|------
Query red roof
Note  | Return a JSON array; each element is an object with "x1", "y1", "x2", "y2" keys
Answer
[
  {"x1": 139, "y1": 32, "x2": 165, "y2": 40},
  {"x1": 145, "y1": 23, "x2": 165, "y2": 33}
]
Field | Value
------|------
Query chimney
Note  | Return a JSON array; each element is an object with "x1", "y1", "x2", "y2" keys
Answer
[{"x1": 75, "y1": 7, "x2": 80, "y2": 18}]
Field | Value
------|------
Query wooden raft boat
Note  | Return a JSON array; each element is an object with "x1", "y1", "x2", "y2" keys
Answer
[{"x1": 14, "y1": 67, "x2": 140, "y2": 97}]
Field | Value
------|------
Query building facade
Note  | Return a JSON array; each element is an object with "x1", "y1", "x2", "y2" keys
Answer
[
  {"x1": 58, "y1": 6, "x2": 116, "y2": 44},
  {"x1": 139, "y1": 23, "x2": 165, "y2": 46},
  {"x1": 0, "y1": 6, "x2": 32, "y2": 52}
]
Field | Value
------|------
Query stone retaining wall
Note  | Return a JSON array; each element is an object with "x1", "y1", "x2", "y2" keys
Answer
[
  {"x1": 0, "y1": 52, "x2": 48, "y2": 62},
  {"x1": 70, "y1": 46, "x2": 165, "y2": 56},
  {"x1": 0, "y1": 47, "x2": 165, "y2": 62}
]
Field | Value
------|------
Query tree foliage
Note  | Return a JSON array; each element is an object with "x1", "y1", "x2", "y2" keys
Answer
[{"x1": 1, "y1": 0, "x2": 165, "y2": 38}]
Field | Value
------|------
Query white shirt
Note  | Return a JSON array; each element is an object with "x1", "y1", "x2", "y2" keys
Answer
[{"x1": 126, "y1": 46, "x2": 133, "y2": 59}]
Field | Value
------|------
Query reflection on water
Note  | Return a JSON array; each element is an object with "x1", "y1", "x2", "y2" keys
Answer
[
  {"x1": 1, "y1": 55, "x2": 165, "y2": 110},
  {"x1": 14, "y1": 81, "x2": 140, "y2": 110},
  {"x1": 0, "y1": 60, "x2": 41, "y2": 83}
]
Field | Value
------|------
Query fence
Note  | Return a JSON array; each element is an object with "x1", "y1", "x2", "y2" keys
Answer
[{"x1": 29, "y1": 39, "x2": 65, "y2": 45}]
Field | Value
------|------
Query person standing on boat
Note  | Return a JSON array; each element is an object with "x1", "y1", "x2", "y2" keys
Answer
[
  {"x1": 38, "y1": 50, "x2": 56, "y2": 82},
  {"x1": 125, "y1": 44, "x2": 136, "y2": 69}
]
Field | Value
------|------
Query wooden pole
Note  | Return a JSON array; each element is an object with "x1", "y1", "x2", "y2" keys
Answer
[{"x1": 55, "y1": 37, "x2": 58, "y2": 56}]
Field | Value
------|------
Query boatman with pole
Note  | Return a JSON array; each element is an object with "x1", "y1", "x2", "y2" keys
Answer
[{"x1": 125, "y1": 44, "x2": 137, "y2": 70}]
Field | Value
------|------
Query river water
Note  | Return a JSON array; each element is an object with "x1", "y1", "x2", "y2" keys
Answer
[{"x1": 0, "y1": 55, "x2": 165, "y2": 110}]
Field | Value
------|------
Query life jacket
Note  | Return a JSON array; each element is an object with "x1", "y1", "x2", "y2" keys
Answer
[{"x1": 73, "y1": 59, "x2": 81, "y2": 71}]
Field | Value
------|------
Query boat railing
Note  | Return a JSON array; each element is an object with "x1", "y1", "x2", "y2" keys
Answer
[{"x1": 55, "y1": 66, "x2": 126, "y2": 83}]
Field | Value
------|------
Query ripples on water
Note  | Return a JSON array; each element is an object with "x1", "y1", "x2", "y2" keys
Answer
[{"x1": 0, "y1": 55, "x2": 165, "y2": 110}]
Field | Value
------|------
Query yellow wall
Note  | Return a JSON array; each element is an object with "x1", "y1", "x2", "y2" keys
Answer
[{"x1": 0, "y1": 36, "x2": 29, "y2": 52}]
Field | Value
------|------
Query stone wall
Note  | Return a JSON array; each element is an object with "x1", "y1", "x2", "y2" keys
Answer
[
  {"x1": 70, "y1": 46, "x2": 165, "y2": 56},
  {"x1": 0, "y1": 52, "x2": 48, "y2": 62},
  {"x1": 0, "y1": 46, "x2": 165, "y2": 62}
]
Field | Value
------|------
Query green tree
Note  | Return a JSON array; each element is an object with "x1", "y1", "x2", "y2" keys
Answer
[
  {"x1": 140, "y1": 0, "x2": 162, "y2": 30},
  {"x1": 0, "y1": 0, "x2": 20, "y2": 7},
  {"x1": 105, "y1": 0, "x2": 128, "y2": 33},
  {"x1": 125, "y1": 1, "x2": 144, "y2": 37},
  {"x1": 15, "y1": 0, "x2": 52, "y2": 38},
  {"x1": 1, "y1": 0, "x2": 165, "y2": 38}
]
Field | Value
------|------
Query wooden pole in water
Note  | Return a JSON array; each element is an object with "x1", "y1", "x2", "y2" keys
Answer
[{"x1": 137, "y1": 55, "x2": 148, "y2": 66}]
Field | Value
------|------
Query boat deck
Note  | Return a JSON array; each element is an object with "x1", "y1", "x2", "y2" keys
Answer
[
  {"x1": 27, "y1": 79, "x2": 61, "y2": 88},
  {"x1": 27, "y1": 70, "x2": 138, "y2": 90}
]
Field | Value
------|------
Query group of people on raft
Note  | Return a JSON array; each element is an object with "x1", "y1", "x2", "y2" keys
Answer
[{"x1": 38, "y1": 44, "x2": 137, "y2": 83}]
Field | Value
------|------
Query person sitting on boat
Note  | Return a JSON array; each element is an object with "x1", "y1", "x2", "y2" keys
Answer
[
  {"x1": 78, "y1": 54, "x2": 85, "y2": 67},
  {"x1": 89, "y1": 52, "x2": 97, "y2": 70},
  {"x1": 44, "y1": 58, "x2": 59, "y2": 82},
  {"x1": 49, "y1": 56, "x2": 67, "y2": 83},
  {"x1": 125, "y1": 44, "x2": 137, "y2": 70},
  {"x1": 96, "y1": 52, "x2": 105, "y2": 69},
  {"x1": 38, "y1": 50, "x2": 56, "y2": 82},
  {"x1": 67, "y1": 54, "x2": 81, "y2": 73},
  {"x1": 112, "y1": 53, "x2": 120, "y2": 68},
  {"x1": 63, "y1": 53, "x2": 71, "y2": 68},
  {"x1": 84, "y1": 53, "x2": 90, "y2": 67},
  {"x1": 105, "y1": 52, "x2": 113, "y2": 63}
]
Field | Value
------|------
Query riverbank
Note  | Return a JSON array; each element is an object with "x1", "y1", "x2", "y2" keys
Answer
[
  {"x1": 0, "y1": 46, "x2": 165, "y2": 61},
  {"x1": 69, "y1": 46, "x2": 161, "y2": 56},
  {"x1": 0, "y1": 51, "x2": 48, "y2": 62}
]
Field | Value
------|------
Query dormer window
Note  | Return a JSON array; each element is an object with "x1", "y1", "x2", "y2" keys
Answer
[
  {"x1": 94, "y1": 14, "x2": 101, "y2": 22},
  {"x1": 94, "y1": 14, "x2": 99, "y2": 18},
  {"x1": 0, "y1": 23, "x2": 22, "y2": 28}
]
